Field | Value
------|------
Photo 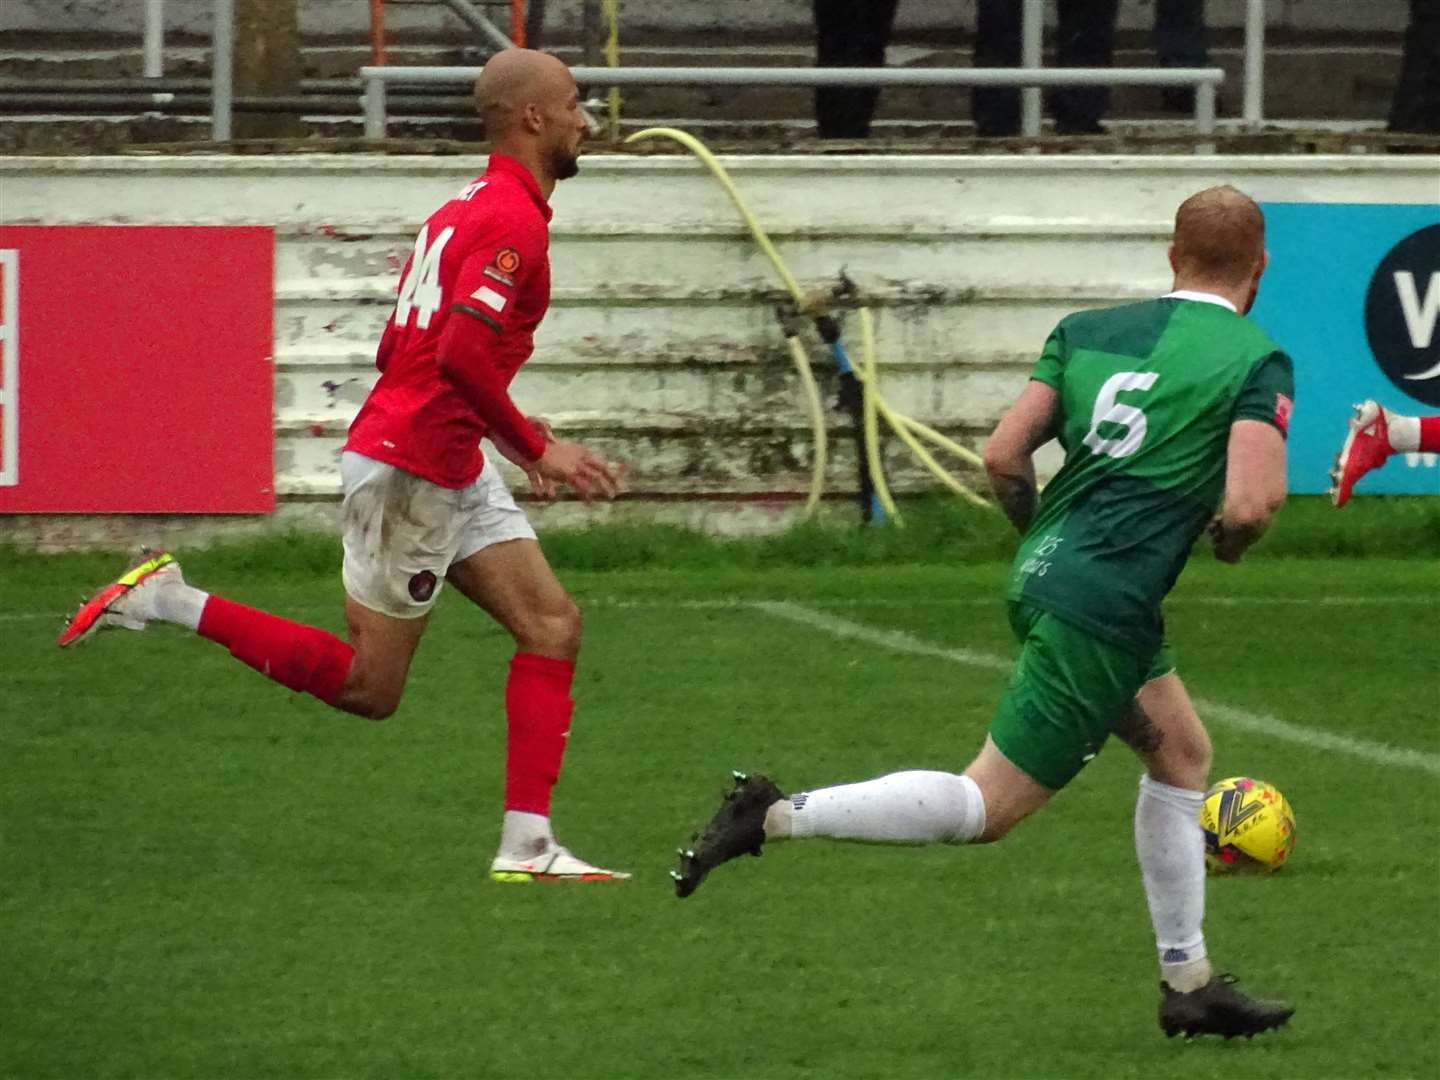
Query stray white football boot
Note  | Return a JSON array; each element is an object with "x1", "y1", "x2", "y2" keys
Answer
[
  {"x1": 58, "y1": 550, "x2": 188, "y2": 647},
  {"x1": 490, "y1": 840, "x2": 631, "y2": 883}
]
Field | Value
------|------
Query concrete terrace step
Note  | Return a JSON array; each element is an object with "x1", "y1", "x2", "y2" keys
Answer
[
  {"x1": 272, "y1": 352, "x2": 1029, "y2": 430},
  {"x1": 273, "y1": 283, "x2": 1159, "y2": 364},
  {"x1": 275, "y1": 221, "x2": 1176, "y2": 294},
  {"x1": 10, "y1": 153, "x2": 1427, "y2": 225},
  {"x1": 272, "y1": 421, "x2": 995, "y2": 500}
]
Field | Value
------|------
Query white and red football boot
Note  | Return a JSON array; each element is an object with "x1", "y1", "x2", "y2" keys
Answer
[
  {"x1": 1330, "y1": 401, "x2": 1394, "y2": 508},
  {"x1": 58, "y1": 550, "x2": 185, "y2": 647},
  {"x1": 490, "y1": 840, "x2": 630, "y2": 883}
]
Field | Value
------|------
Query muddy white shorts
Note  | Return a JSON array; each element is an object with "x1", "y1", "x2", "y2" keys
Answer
[{"x1": 340, "y1": 451, "x2": 536, "y2": 619}]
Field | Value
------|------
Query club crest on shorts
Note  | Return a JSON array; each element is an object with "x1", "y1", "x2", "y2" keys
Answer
[{"x1": 408, "y1": 570, "x2": 437, "y2": 602}]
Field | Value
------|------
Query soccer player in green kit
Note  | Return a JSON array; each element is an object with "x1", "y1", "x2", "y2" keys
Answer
[{"x1": 674, "y1": 186, "x2": 1296, "y2": 1040}]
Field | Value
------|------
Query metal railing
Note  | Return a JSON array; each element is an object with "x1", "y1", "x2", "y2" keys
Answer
[
  {"x1": 137, "y1": 0, "x2": 234, "y2": 140},
  {"x1": 360, "y1": 64, "x2": 1225, "y2": 143},
  {"x1": 359, "y1": 0, "x2": 1272, "y2": 146},
  {"x1": 1020, "y1": 0, "x2": 1267, "y2": 129},
  {"x1": 61, "y1": 0, "x2": 1272, "y2": 146}
]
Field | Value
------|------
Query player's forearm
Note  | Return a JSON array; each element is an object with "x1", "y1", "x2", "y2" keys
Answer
[
  {"x1": 436, "y1": 350, "x2": 547, "y2": 462},
  {"x1": 1212, "y1": 496, "x2": 1282, "y2": 562},
  {"x1": 1212, "y1": 518, "x2": 1266, "y2": 562},
  {"x1": 986, "y1": 456, "x2": 1039, "y2": 534}
]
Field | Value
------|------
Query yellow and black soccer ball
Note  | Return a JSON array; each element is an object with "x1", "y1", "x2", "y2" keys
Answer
[{"x1": 1200, "y1": 776, "x2": 1296, "y2": 873}]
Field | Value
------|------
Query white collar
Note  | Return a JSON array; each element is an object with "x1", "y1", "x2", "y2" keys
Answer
[{"x1": 1162, "y1": 289, "x2": 1238, "y2": 314}]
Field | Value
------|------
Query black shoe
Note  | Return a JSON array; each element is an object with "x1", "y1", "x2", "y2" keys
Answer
[
  {"x1": 672, "y1": 771, "x2": 785, "y2": 898},
  {"x1": 1160, "y1": 974, "x2": 1295, "y2": 1039}
]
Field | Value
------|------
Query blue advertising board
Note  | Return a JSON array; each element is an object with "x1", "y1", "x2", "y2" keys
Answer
[{"x1": 1251, "y1": 203, "x2": 1439, "y2": 496}]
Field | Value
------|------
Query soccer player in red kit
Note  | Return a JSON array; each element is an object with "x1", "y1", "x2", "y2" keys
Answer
[{"x1": 58, "y1": 50, "x2": 629, "y2": 883}]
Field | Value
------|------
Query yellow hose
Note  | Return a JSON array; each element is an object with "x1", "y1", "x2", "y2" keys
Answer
[
  {"x1": 892, "y1": 414, "x2": 986, "y2": 471},
  {"x1": 624, "y1": 125, "x2": 993, "y2": 514},
  {"x1": 787, "y1": 333, "x2": 828, "y2": 516},
  {"x1": 625, "y1": 128, "x2": 805, "y2": 302},
  {"x1": 626, "y1": 126, "x2": 826, "y2": 517},
  {"x1": 602, "y1": 0, "x2": 621, "y2": 139},
  {"x1": 857, "y1": 308, "x2": 901, "y2": 523}
]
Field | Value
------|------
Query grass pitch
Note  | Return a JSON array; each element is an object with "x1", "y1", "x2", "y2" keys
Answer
[{"x1": 2, "y1": 537, "x2": 1437, "y2": 1078}]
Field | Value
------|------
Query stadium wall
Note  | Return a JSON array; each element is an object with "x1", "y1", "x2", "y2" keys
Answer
[{"x1": 1, "y1": 153, "x2": 1435, "y2": 550}]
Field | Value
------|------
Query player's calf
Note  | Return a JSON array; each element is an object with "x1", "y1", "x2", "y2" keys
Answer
[{"x1": 61, "y1": 549, "x2": 371, "y2": 714}]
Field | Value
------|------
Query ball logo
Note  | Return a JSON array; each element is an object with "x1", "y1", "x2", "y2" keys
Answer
[
  {"x1": 408, "y1": 570, "x2": 437, "y2": 603},
  {"x1": 1365, "y1": 223, "x2": 1440, "y2": 407}
]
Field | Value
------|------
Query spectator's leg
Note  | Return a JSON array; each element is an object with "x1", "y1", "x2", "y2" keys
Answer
[
  {"x1": 974, "y1": 0, "x2": 1022, "y2": 136},
  {"x1": 1155, "y1": 0, "x2": 1208, "y2": 66},
  {"x1": 1052, "y1": 0, "x2": 1120, "y2": 134},
  {"x1": 814, "y1": 0, "x2": 899, "y2": 138},
  {"x1": 1390, "y1": 0, "x2": 1440, "y2": 133},
  {"x1": 1155, "y1": 0, "x2": 1209, "y2": 112}
]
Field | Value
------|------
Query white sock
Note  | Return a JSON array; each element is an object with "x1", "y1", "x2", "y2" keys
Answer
[
  {"x1": 787, "y1": 770, "x2": 986, "y2": 844},
  {"x1": 1386, "y1": 411, "x2": 1421, "y2": 453},
  {"x1": 153, "y1": 582, "x2": 209, "y2": 631},
  {"x1": 499, "y1": 810, "x2": 554, "y2": 858},
  {"x1": 1135, "y1": 774, "x2": 1209, "y2": 990}
]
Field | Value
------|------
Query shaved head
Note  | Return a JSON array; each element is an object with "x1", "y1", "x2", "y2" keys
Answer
[
  {"x1": 1171, "y1": 185, "x2": 1266, "y2": 286},
  {"x1": 473, "y1": 49, "x2": 586, "y2": 187},
  {"x1": 475, "y1": 49, "x2": 573, "y2": 137}
]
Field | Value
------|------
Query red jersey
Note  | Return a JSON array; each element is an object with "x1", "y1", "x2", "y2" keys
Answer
[{"x1": 345, "y1": 153, "x2": 552, "y2": 488}]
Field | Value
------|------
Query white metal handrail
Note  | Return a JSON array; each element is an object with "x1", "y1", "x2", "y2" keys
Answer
[
  {"x1": 1021, "y1": 0, "x2": 1266, "y2": 130},
  {"x1": 140, "y1": 0, "x2": 233, "y2": 140},
  {"x1": 132, "y1": 0, "x2": 1268, "y2": 146},
  {"x1": 1245, "y1": 0, "x2": 1266, "y2": 126},
  {"x1": 360, "y1": 64, "x2": 1225, "y2": 143}
]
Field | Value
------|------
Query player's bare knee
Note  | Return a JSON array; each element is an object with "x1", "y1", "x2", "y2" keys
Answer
[
  {"x1": 362, "y1": 694, "x2": 401, "y2": 721},
  {"x1": 337, "y1": 688, "x2": 400, "y2": 721},
  {"x1": 334, "y1": 667, "x2": 403, "y2": 721},
  {"x1": 973, "y1": 819, "x2": 1012, "y2": 844},
  {"x1": 520, "y1": 597, "x2": 582, "y2": 657},
  {"x1": 973, "y1": 802, "x2": 1029, "y2": 844},
  {"x1": 1148, "y1": 729, "x2": 1211, "y2": 789}
]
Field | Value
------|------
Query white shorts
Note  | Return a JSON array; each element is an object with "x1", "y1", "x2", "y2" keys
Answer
[{"x1": 340, "y1": 451, "x2": 536, "y2": 619}]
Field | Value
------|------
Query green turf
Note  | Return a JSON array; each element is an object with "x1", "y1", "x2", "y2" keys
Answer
[{"x1": 2, "y1": 554, "x2": 1437, "y2": 1078}]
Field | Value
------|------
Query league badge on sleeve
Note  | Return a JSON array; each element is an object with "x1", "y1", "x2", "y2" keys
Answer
[{"x1": 1274, "y1": 393, "x2": 1293, "y2": 434}]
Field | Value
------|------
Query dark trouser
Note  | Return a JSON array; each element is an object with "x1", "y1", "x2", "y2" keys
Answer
[
  {"x1": 973, "y1": 0, "x2": 1120, "y2": 135},
  {"x1": 1154, "y1": 0, "x2": 1209, "y2": 111},
  {"x1": 1154, "y1": 0, "x2": 1208, "y2": 67},
  {"x1": 813, "y1": 0, "x2": 900, "y2": 138},
  {"x1": 1391, "y1": 0, "x2": 1440, "y2": 133}
]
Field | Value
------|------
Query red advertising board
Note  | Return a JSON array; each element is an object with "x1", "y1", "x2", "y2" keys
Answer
[{"x1": 0, "y1": 225, "x2": 275, "y2": 513}]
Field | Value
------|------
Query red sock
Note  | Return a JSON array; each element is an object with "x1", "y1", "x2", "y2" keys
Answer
[
  {"x1": 1420, "y1": 416, "x2": 1440, "y2": 453},
  {"x1": 197, "y1": 595, "x2": 354, "y2": 706},
  {"x1": 504, "y1": 652, "x2": 576, "y2": 815}
]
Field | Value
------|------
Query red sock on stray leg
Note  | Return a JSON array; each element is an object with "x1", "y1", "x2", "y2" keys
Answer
[
  {"x1": 1419, "y1": 416, "x2": 1440, "y2": 454},
  {"x1": 504, "y1": 652, "x2": 576, "y2": 816},
  {"x1": 197, "y1": 595, "x2": 355, "y2": 706}
]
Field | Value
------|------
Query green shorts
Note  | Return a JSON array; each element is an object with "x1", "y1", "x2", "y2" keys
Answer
[{"x1": 989, "y1": 602, "x2": 1174, "y2": 791}]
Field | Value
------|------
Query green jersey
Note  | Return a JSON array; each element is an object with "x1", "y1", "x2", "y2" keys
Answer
[{"x1": 1006, "y1": 296, "x2": 1294, "y2": 655}]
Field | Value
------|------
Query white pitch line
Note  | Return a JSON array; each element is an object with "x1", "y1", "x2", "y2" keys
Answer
[
  {"x1": 753, "y1": 600, "x2": 1440, "y2": 777},
  {"x1": 1, "y1": 591, "x2": 1435, "y2": 625}
]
